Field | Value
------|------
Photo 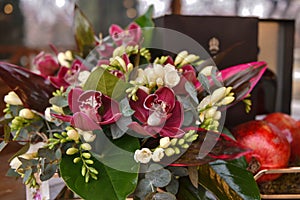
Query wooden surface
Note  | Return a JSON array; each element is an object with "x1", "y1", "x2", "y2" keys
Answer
[{"x1": 0, "y1": 143, "x2": 26, "y2": 200}]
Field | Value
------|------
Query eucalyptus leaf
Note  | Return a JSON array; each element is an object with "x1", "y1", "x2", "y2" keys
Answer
[
  {"x1": 145, "y1": 168, "x2": 172, "y2": 188},
  {"x1": 211, "y1": 67, "x2": 223, "y2": 88},
  {"x1": 120, "y1": 98, "x2": 135, "y2": 117},
  {"x1": 49, "y1": 96, "x2": 68, "y2": 108},
  {"x1": 152, "y1": 192, "x2": 177, "y2": 200},
  {"x1": 23, "y1": 168, "x2": 33, "y2": 184},
  {"x1": 38, "y1": 148, "x2": 56, "y2": 161},
  {"x1": 198, "y1": 73, "x2": 211, "y2": 93},
  {"x1": 166, "y1": 176, "x2": 179, "y2": 195},
  {"x1": 134, "y1": 178, "x2": 153, "y2": 199},
  {"x1": 198, "y1": 160, "x2": 260, "y2": 200},
  {"x1": 185, "y1": 82, "x2": 198, "y2": 104},
  {"x1": 40, "y1": 163, "x2": 57, "y2": 181},
  {"x1": 110, "y1": 116, "x2": 131, "y2": 139}
]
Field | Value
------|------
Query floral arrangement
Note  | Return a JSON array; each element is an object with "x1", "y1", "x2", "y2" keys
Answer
[{"x1": 0, "y1": 5, "x2": 267, "y2": 200}]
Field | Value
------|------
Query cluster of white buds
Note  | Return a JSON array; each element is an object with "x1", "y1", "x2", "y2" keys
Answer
[
  {"x1": 134, "y1": 131, "x2": 198, "y2": 164},
  {"x1": 197, "y1": 86, "x2": 235, "y2": 130},
  {"x1": 131, "y1": 63, "x2": 180, "y2": 90},
  {"x1": 110, "y1": 56, "x2": 134, "y2": 73},
  {"x1": 112, "y1": 45, "x2": 151, "y2": 61},
  {"x1": 174, "y1": 51, "x2": 200, "y2": 67}
]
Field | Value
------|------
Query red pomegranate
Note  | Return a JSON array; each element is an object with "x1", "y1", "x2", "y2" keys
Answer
[
  {"x1": 232, "y1": 120, "x2": 290, "y2": 182},
  {"x1": 264, "y1": 112, "x2": 300, "y2": 162}
]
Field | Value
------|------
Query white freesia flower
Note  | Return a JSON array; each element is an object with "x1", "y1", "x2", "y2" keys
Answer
[
  {"x1": 45, "y1": 107, "x2": 54, "y2": 122},
  {"x1": 164, "y1": 70, "x2": 180, "y2": 88},
  {"x1": 134, "y1": 148, "x2": 152, "y2": 163},
  {"x1": 152, "y1": 148, "x2": 164, "y2": 162},
  {"x1": 200, "y1": 66, "x2": 214, "y2": 76},
  {"x1": 58, "y1": 50, "x2": 73, "y2": 67},
  {"x1": 19, "y1": 108, "x2": 35, "y2": 119},
  {"x1": 4, "y1": 91, "x2": 23, "y2": 105},
  {"x1": 77, "y1": 129, "x2": 96, "y2": 142},
  {"x1": 210, "y1": 87, "x2": 226, "y2": 105},
  {"x1": 159, "y1": 137, "x2": 171, "y2": 148},
  {"x1": 10, "y1": 142, "x2": 45, "y2": 171},
  {"x1": 67, "y1": 129, "x2": 80, "y2": 141}
]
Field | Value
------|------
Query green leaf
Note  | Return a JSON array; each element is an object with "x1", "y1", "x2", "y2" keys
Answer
[
  {"x1": 49, "y1": 96, "x2": 68, "y2": 108},
  {"x1": 60, "y1": 135, "x2": 140, "y2": 200},
  {"x1": 74, "y1": 5, "x2": 96, "y2": 58},
  {"x1": 83, "y1": 67, "x2": 132, "y2": 100},
  {"x1": 177, "y1": 177, "x2": 216, "y2": 200},
  {"x1": 135, "y1": 5, "x2": 154, "y2": 28},
  {"x1": 198, "y1": 160, "x2": 260, "y2": 200},
  {"x1": 145, "y1": 168, "x2": 172, "y2": 188},
  {"x1": 40, "y1": 163, "x2": 57, "y2": 181}
]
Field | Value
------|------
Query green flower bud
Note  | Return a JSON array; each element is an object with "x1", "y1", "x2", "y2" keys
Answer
[
  {"x1": 182, "y1": 144, "x2": 189, "y2": 149},
  {"x1": 165, "y1": 148, "x2": 175, "y2": 156},
  {"x1": 85, "y1": 160, "x2": 94, "y2": 165},
  {"x1": 81, "y1": 165, "x2": 86, "y2": 176},
  {"x1": 178, "y1": 138, "x2": 185, "y2": 146},
  {"x1": 66, "y1": 147, "x2": 79, "y2": 155},
  {"x1": 73, "y1": 157, "x2": 81, "y2": 163},
  {"x1": 170, "y1": 138, "x2": 178, "y2": 146},
  {"x1": 82, "y1": 152, "x2": 91, "y2": 159},
  {"x1": 174, "y1": 147, "x2": 180, "y2": 154},
  {"x1": 81, "y1": 143, "x2": 92, "y2": 151},
  {"x1": 89, "y1": 167, "x2": 98, "y2": 175}
]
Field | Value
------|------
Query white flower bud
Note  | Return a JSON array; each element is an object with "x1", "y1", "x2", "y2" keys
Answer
[
  {"x1": 205, "y1": 107, "x2": 217, "y2": 119},
  {"x1": 4, "y1": 91, "x2": 23, "y2": 105},
  {"x1": 67, "y1": 129, "x2": 80, "y2": 141},
  {"x1": 19, "y1": 108, "x2": 35, "y2": 119},
  {"x1": 198, "y1": 96, "x2": 211, "y2": 111},
  {"x1": 211, "y1": 87, "x2": 226, "y2": 105},
  {"x1": 156, "y1": 77, "x2": 164, "y2": 87},
  {"x1": 214, "y1": 111, "x2": 222, "y2": 120},
  {"x1": 219, "y1": 96, "x2": 235, "y2": 106},
  {"x1": 134, "y1": 148, "x2": 152, "y2": 163},
  {"x1": 9, "y1": 157, "x2": 22, "y2": 170},
  {"x1": 152, "y1": 148, "x2": 164, "y2": 162},
  {"x1": 164, "y1": 70, "x2": 180, "y2": 88},
  {"x1": 77, "y1": 129, "x2": 96, "y2": 142},
  {"x1": 181, "y1": 54, "x2": 199, "y2": 66},
  {"x1": 159, "y1": 137, "x2": 171, "y2": 148},
  {"x1": 174, "y1": 51, "x2": 188, "y2": 66},
  {"x1": 138, "y1": 86, "x2": 150, "y2": 94},
  {"x1": 200, "y1": 66, "x2": 214, "y2": 76},
  {"x1": 45, "y1": 107, "x2": 54, "y2": 122},
  {"x1": 66, "y1": 147, "x2": 79, "y2": 155}
]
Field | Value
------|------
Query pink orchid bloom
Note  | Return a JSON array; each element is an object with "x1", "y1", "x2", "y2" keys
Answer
[
  {"x1": 129, "y1": 87, "x2": 184, "y2": 138},
  {"x1": 109, "y1": 22, "x2": 141, "y2": 46},
  {"x1": 33, "y1": 51, "x2": 60, "y2": 76},
  {"x1": 64, "y1": 88, "x2": 122, "y2": 131},
  {"x1": 49, "y1": 59, "x2": 88, "y2": 88}
]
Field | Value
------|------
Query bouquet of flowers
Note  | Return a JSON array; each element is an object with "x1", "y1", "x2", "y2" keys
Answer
[{"x1": 0, "y1": 5, "x2": 267, "y2": 200}]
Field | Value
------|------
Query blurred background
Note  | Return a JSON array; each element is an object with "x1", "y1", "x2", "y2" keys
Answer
[{"x1": 0, "y1": 0, "x2": 299, "y2": 118}]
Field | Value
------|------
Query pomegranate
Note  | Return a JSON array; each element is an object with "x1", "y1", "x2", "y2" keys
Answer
[
  {"x1": 232, "y1": 120, "x2": 290, "y2": 182},
  {"x1": 264, "y1": 112, "x2": 300, "y2": 162}
]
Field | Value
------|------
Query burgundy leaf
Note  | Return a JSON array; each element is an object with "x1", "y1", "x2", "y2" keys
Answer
[
  {"x1": 0, "y1": 62, "x2": 56, "y2": 113},
  {"x1": 170, "y1": 129, "x2": 251, "y2": 166}
]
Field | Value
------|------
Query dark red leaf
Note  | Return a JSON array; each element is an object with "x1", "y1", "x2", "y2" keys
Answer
[
  {"x1": 170, "y1": 129, "x2": 251, "y2": 166},
  {"x1": 0, "y1": 62, "x2": 56, "y2": 113}
]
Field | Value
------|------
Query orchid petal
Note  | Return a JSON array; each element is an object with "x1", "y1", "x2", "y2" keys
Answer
[
  {"x1": 71, "y1": 112, "x2": 101, "y2": 131},
  {"x1": 99, "y1": 95, "x2": 122, "y2": 125},
  {"x1": 129, "y1": 89, "x2": 149, "y2": 123},
  {"x1": 128, "y1": 122, "x2": 156, "y2": 137},
  {"x1": 154, "y1": 87, "x2": 175, "y2": 111},
  {"x1": 68, "y1": 88, "x2": 83, "y2": 113}
]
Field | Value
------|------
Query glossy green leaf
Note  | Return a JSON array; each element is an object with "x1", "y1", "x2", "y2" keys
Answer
[
  {"x1": 74, "y1": 5, "x2": 96, "y2": 58},
  {"x1": 83, "y1": 67, "x2": 132, "y2": 100},
  {"x1": 177, "y1": 177, "x2": 216, "y2": 200},
  {"x1": 198, "y1": 160, "x2": 260, "y2": 200},
  {"x1": 60, "y1": 135, "x2": 140, "y2": 200},
  {"x1": 135, "y1": 5, "x2": 154, "y2": 28}
]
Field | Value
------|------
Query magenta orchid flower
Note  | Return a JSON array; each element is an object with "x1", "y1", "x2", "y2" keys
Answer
[
  {"x1": 49, "y1": 59, "x2": 88, "y2": 88},
  {"x1": 33, "y1": 51, "x2": 60, "y2": 76},
  {"x1": 60, "y1": 88, "x2": 122, "y2": 131},
  {"x1": 129, "y1": 87, "x2": 185, "y2": 138},
  {"x1": 109, "y1": 22, "x2": 141, "y2": 46}
]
